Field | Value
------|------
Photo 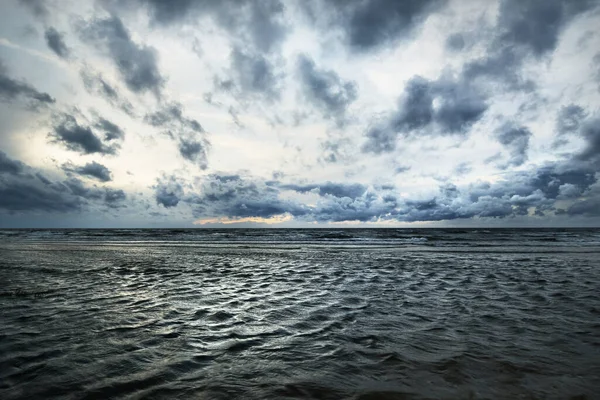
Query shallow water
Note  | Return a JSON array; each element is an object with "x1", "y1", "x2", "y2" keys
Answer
[{"x1": 1, "y1": 229, "x2": 599, "y2": 399}]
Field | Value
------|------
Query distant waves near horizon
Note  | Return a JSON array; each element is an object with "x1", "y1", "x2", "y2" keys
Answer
[
  {"x1": 2, "y1": 228, "x2": 600, "y2": 249},
  {"x1": 1, "y1": 229, "x2": 599, "y2": 399}
]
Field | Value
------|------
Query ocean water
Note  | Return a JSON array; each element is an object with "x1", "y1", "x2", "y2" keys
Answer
[{"x1": 1, "y1": 228, "x2": 599, "y2": 399}]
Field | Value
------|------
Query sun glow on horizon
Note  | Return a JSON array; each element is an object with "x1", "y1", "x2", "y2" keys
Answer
[{"x1": 193, "y1": 213, "x2": 294, "y2": 225}]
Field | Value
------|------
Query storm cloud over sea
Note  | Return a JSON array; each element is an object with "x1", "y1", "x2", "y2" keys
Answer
[{"x1": 1, "y1": 229, "x2": 599, "y2": 399}]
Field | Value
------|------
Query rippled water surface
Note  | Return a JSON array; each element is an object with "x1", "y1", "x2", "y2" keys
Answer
[{"x1": 1, "y1": 229, "x2": 599, "y2": 399}]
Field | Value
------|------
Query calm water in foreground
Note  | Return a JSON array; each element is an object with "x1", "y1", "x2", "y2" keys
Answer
[{"x1": 1, "y1": 229, "x2": 599, "y2": 399}]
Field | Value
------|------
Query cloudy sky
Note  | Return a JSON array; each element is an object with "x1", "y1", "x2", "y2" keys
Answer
[{"x1": 0, "y1": 0, "x2": 599, "y2": 228}]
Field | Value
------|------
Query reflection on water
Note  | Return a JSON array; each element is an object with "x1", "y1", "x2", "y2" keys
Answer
[{"x1": 0, "y1": 229, "x2": 599, "y2": 399}]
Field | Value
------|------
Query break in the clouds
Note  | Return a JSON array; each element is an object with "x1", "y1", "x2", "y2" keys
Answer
[{"x1": 1, "y1": 0, "x2": 599, "y2": 227}]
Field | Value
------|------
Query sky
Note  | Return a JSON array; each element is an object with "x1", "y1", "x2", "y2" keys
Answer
[{"x1": 0, "y1": 0, "x2": 599, "y2": 228}]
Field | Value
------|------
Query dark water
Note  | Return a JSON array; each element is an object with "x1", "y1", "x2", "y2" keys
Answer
[{"x1": 1, "y1": 229, "x2": 599, "y2": 399}]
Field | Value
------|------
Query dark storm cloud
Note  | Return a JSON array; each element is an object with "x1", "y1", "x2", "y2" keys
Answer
[
  {"x1": 144, "y1": 103, "x2": 209, "y2": 168},
  {"x1": 542, "y1": 167, "x2": 596, "y2": 199},
  {"x1": 0, "y1": 61, "x2": 55, "y2": 106},
  {"x1": 320, "y1": 138, "x2": 353, "y2": 164},
  {"x1": 49, "y1": 114, "x2": 123, "y2": 155},
  {"x1": 567, "y1": 196, "x2": 600, "y2": 216},
  {"x1": 0, "y1": 155, "x2": 127, "y2": 214},
  {"x1": 153, "y1": 173, "x2": 289, "y2": 218},
  {"x1": 158, "y1": 155, "x2": 599, "y2": 223},
  {"x1": 392, "y1": 76, "x2": 434, "y2": 132},
  {"x1": 556, "y1": 183, "x2": 583, "y2": 200},
  {"x1": 326, "y1": 0, "x2": 446, "y2": 52},
  {"x1": 130, "y1": 0, "x2": 193, "y2": 24},
  {"x1": 95, "y1": 117, "x2": 125, "y2": 141},
  {"x1": 104, "y1": 188, "x2": 126, "y2": 206},
  {"x1": 361, "y1": 126, "x2": 397, "y2": 154},
  {"x1": 63, "y1": 178, "x2": 103, "y2": 199},
  {"x1": 277, "y1": 181, "x2": 397, "y2": 223},
  {"x1": 496, "y1": 125, "x2": 532, "y2": 167},
  {"x1": 433, "y1": 78, "x2": 488, "y2": 133},
  {"x1": 163, "y1": 174, "x2": 393, "y2": 222},
  {"x1": 556, "y1": 104, "x2": 587, "y2": 134},
  {"x1": 0, "y1": 151, "x2": 25, "y2": 175},
  {"x1": 461, "y1": 48, "x2": 540, "y2": 93},
  {"x1": 226, "y1": 47, "x2": 280, "y2": 101},
  {"x1": 50, "y1": 115, "x2": 109, "y2": 154},
  {"x1": 362, "y1": 75, "x2": 487, "y2": 153},
  {"x1": 445, "y1": 33, "x2": 465, "y2": 51},
  {"x1": 187, "y1": 174, "x2": 308, "y2": 219},
  {"x1": 44, "y1": 27, "x2": 70, "y2": 58},
  {"x1": 178, "y1": 139, "x2": 209, "y2": 170},
  {"x1": 80, "y1": 70, "x2": 135, "y2": 115},
  {"x1": 97, "y1": 0, "x2": 288, "y2": 108},
  {"x1": 243, "y1": 0, "x2": 287, "y2": 52},
  {"x1": 144, "y1": 102, "x2": 203, "y2": 133},
  {"x1": 495, "y1": 0, "x2": 592, "y2": 57},
  {"x1": 279, "y1": 182, "x2": 367, "y2": 198},
  {"x1": 459, "y1": 0, "x2": 596, "y2": 90},
  {"x1": 297, "y1": 55, "x2": 357, "y2": 122},
  {"x1": 110, "y1": 0, "x2": 288, "y2": 53},
  {"x1": 577, "y1": 117, "x2": 600, "y2": 162},
  {"x1": 555, "y1": 110, "x2": 600, "y2": 164},
  {"x1": 62, "y1": 161, "x2": 113, "y2": 182},
  {"x1": 63, "y1": 178, "x2": 127, "y2": 208},
  {"x1": 78, "y1": 16, "x2": 165, "y2": 96},
  {"x1": 307, "y1": 195, "x2": 398, "y2": 222},
  {"x1": 154, "y1": 174, "x2": 184, "y2": 208},
  {"x1": 484, "y1": 162, "x2": 596, "y2": 202},
  {"x1": 395, "y1": 159, "x2": 598, "y2": 222},
  {"x1": 0, "y1": 174, "x2": 83, "y2": 213}
]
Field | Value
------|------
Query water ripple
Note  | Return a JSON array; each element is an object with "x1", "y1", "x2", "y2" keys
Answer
[{"x1": 1, "y1": 236, "x2": 599, "y2": 399}]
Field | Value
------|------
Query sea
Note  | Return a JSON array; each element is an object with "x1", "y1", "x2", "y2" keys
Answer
[{"x1": 0, "y1": 228, "x2": 599, "y2": 399}]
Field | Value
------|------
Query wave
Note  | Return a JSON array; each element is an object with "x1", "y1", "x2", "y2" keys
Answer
[{"x1": 1, "y1": 237, "x2": 599, "y2": 399}]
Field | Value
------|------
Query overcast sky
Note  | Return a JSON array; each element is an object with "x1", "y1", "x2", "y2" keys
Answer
[{"x1": 0, "y1": 0, "x2": 599, "y2": 228}]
